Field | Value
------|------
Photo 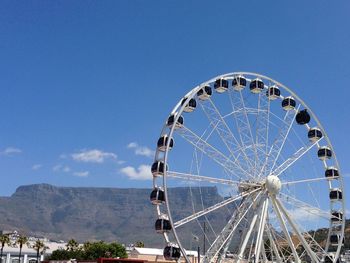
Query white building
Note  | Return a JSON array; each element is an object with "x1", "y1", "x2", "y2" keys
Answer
[{"x1": 0, "y1": 235, "x2": 66, "y2": 263}]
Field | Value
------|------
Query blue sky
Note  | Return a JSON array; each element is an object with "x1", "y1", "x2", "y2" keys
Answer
[{"x1": 0, "y1": 1, "x2": 349, "y2": 197}]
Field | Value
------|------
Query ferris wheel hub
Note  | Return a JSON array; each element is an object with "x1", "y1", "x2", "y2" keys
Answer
[{"x1": 265, "y1": 175, "x2": 281, "y2": 195}]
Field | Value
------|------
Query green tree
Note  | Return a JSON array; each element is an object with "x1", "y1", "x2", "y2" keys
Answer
[
  {"x1": 66, "y1": 239, "x2": 80, "y2": 252},
  {"x1": 16, "y1": 235, "x2": 28, "y2": 263},
  {"x1": 108, "y1": 242, "x2": 127, "y2": 259},
  {"x1": 0, "y1": 234, "x2": 11, "y2": 263},
  {"x1": 49, "y1": 249, "x2": 71, "y2": 260},
  {"x1": 83, "y1": 241, "x2": 109, "y2": 260},
  {"x1": 32, "y1": 239, "x2": 45, "y2": 263},
  {"x1": 134, "y1": 241, "x2": 144, "y2": 248},
  {"x1": 50, "y1": 241, "x2": 127, "y2": 260}
]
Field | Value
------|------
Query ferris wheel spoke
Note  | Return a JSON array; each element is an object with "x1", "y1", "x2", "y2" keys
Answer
[
  {"x1": 270, "y1": 197, "x2": 301, "y2": 263},
  {"x1": 203, "y1": 192, "x2": 262, "y2": 263},
  {"x1": 260, "y1": 107, "x2": 299, "y2": 177},
  {"x1": 282, "y1": 177, "x2": 329, "y2": 185},
  {"x1": 199, "y1": 98, "x2": 252, "y2": 172},
  {"x1": 274, "y1": 197, "x2": 320, "y2": 263},
  {"x1": 237, "y1": 201, "x2": 265, "y2": 263},
  {"x1": 279, "y1": 192, "x2": 332, "y2": 220},
  {"x1": 175, "y1": 125, "x2": 255, "y2": 181},
  {"x1": 270, "y1": 137, "x2": 322, "y2": 177},
  {"x1": 253, "y1": 198, "x2": 269, "y2": 262},
  {"x1": 167, "y1": 171, "x2": 260, "y2": 187},
  {"x1": 255, "y1": 89, "x2": 271, "y2": 176},
  {"x1": 237, "y1": 217, "x2": 258, "y2": 263},
  {"x1": 228, "y1": 89, "x2": 259, "y2": 176},
  {"x1": 173, "y1": 188, "x2": 260, "y2": 229}
]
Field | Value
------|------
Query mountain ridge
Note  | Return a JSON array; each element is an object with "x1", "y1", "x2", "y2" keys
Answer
[{"x1": 0, "y1": 183, "x2": 223, "y2": 247}]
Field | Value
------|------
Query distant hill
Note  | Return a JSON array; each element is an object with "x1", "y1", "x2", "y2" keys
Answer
[
  {"x1": 0, "y1": 184, "x2": 347, "y2": 250},
  {"x1": 0, "y1": 184, "x2": 227, "y2": 247}
]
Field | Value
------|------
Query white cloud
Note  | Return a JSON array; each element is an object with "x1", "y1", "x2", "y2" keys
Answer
[
  {"x1": 72, "y1": 149, "x2": 117, "y2": 163},
  {"x1": 0, "y1": 147, "x2": 22, "y2": 156},
  {"x1": 288, "y1": 207, "x2": 320, "y2": 222},
  {"x1": 53, "y1": 164, "x2": 71, "y2": 173},
  {"x1": 127, "y1": 142, "x2": 154, "y2": 158},
  {"x1": 32, "y1": 164, "x2": 42, "y2": 170},
  {"x1": 73, "y1": 171, "x2": 89, "y2": 177},
  {"x1": 63, "y1": 166, "x2": 71, "y2": 172},
  {"x1": 120, "y1": 164, "x2": 152, "y2": 180},
  {"x1": 59, "y1": 154, "x2": 68, "y2": 159}
]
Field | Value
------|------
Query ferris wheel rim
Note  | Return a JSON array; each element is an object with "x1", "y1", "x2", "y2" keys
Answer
[{"x1": 152, "y1": 72, "x2": 345, "y2": 263}]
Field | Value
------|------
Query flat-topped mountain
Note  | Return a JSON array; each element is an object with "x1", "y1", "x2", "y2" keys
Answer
[{"x1": 0, "y1": 184, "x2": 225, "y2": 247}]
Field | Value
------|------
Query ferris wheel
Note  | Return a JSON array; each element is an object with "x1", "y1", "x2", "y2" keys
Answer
[{"x1": 150, "y1": 72, "x2": 345, "y2": 263}]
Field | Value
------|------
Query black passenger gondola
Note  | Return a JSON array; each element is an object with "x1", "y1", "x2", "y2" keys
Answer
[
  {"x1": 308, "y1": 127, "x2": 323, "y2": 142},
  {"x1": 296, "y1": 109, "x2": 311, "y2": 125},
  {"x1": 232, "y1": 75, "x2": 247, "y2": 91},
  {"x1": 157, "y1": 135, "x2": 174, "y2": 152},
  {"x1": 214, "y1": 78, "x2": 229, "y2": 93},
  {"x1": 151, "y1": 161, "x2": 168, "y2": 177},
  {"x1": 167, "y1": 114, "x2": 184, "y2": 129},
  {"x1": 318, "y1": 146, "x2": 332, "y2": 160},
  {"x1": 325, "y1": 167, "x2": 339, "y2": 180},
  {"x1": 330, "y1": 234, "x2": 341, "y2": 245},
  {"x1": 329, "y1": 188, "x2": 342, "y2": 201},
  {"x1": 181, "y1": 98, "x2": 197, "y2": 113},
  {"x1": 150, "y1": 187, "x2": 165, "y2": 205},
  {"x1": 155, "y1": 216, "x2": 172, "y2": 233},
  {"x1": 250, "y1": 78, "x2": 264, "y2": 93},
  {"x1": 266, "y1": 85, "x2": 280, "y2": 100},
  {"x1": 197, "y1": 86, "x2": 212, "y2": 100},
  {"x1": 163, "y1": 244, "x2": 181, "y2": 260},
  {"x1": 282, "y1": 96, "x2": 296, "y2": 110},
  {"x1": 331, "y1": 211, "x2": 343, "y2": 223}
]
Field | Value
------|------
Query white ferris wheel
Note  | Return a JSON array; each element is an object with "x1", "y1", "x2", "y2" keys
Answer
[{"x1": 150, "y1": 72, "x2": 345, "y2": 263}]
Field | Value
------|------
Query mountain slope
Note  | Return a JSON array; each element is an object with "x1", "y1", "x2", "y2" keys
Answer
[{"x1": 0, "y1": 184, "x2": 225, "y2": 247}]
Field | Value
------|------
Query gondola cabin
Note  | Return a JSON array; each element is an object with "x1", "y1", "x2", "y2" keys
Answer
[
  {"x1": 282, "y1": 96, "x2": 296, "y2": 110},
  {"x1": 296, "y1": 109, "x2": 311, "y2": 125},
  {"x1": 163, "y1": 244, "x2": 181, "y2": 260},
  {"x1": 330, "y1": 234, "x2": 342, "y2": 246},
  {"x1": 266, "y1": 85, "x2": 280, "y2": 100},
  {"x1": 167, "y1": 114, "x2": 184, "y2": 129},
  {"x1": 308, "y1": 127, "x2": 323, "y2": 142},
  {"x1": 325, "y1": 167, "x2": 339, "y2": 180},
  {"x1": 150, "y1": 187, "x2": 165, "y2": 205},
  {"x1": 331, "y1": 211, "x2": 343, "y2": 223},
  {"x1": 181, "y1": 98, "x2": 197, "y2": 113},
  {"x1": 197, "y1": 86, "x2": 212, "y2": 100},
  {"x1": 318, "y1": 146, "x2": 332, "y2": 160},
  {"x1": 151, "y1": 161, "x2": 168, "y2": 177},
  {"x1": 157, "y1": 135, "x2": 174, "y2": 152},
  {"x1": 250, "y1": 78, "x2": 264, "y2": 93},
  {"x1": 329, "y1": 188, "x2": 342, "y2": 201},
  {"x1": 232, "y1": 75, "x2": 247, "y2": 91},
  {"x1": 214, "y1": 78, "x2": 229, "y2": 93},
  {"x1": 155, "y1": 216, "x2": 172, "y2": 233}
]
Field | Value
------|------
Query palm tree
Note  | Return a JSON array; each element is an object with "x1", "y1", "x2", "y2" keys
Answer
[
  {"x1": 32, "y1": 239, "x2": 45, "y2": 263},
  {"x1": 16, "y1": 235, "x2": 28, "y2": 263},
  {"x1": 0, "y1": 234, "x2": 10, "y2": 263}
]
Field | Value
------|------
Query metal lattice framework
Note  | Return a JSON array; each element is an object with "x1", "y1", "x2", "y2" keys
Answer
[{"x1": 151, "y1": 72, "x2": 345, "y2": 263}]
